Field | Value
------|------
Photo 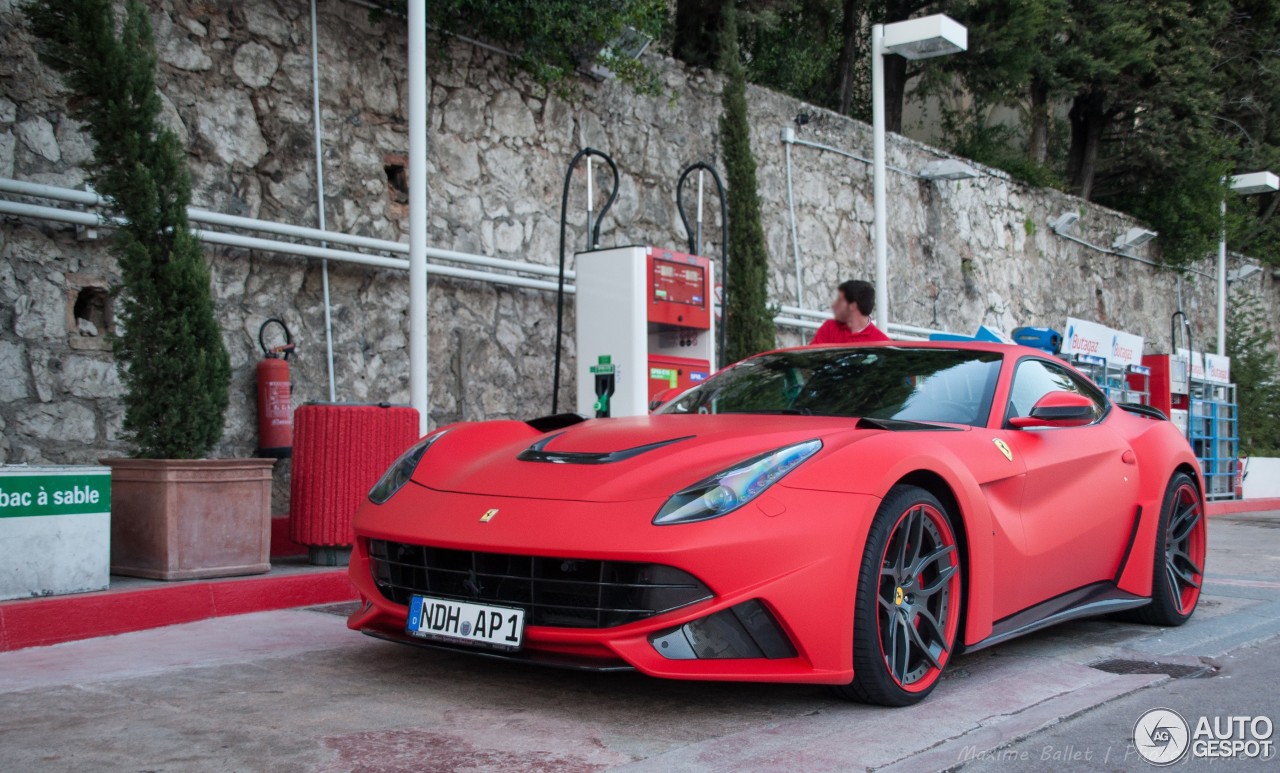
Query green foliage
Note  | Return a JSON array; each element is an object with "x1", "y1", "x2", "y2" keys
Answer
[
  {"x1": 387, "y1": 0, "x2": 668, "y2": 94},
  {"x1": 925, "y1": 0, "x2": 1272, "y2": 268},
  {"x1": 719, "y1": 4, "x2": 777, "y2": 363},
  {"x1": 1227, "y1": 293, "x2": 1280, "y2": 454},
  {"x1": 944, "y1": 117, "x2": 1066, "y2": 189},
  {"x1": 739, "y1": 0, "x2": 846, "y2": 112},
  {"x1": 1215, "y1": 0, "x2": 1280, "y2": 266},
  {"x1": 24, "y1": 0, "x2": 230, "y2": 458}
]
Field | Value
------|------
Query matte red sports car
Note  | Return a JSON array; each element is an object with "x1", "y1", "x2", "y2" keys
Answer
[{"x1": 347, "y1": 341, "x2": 1206, "y2": 705}]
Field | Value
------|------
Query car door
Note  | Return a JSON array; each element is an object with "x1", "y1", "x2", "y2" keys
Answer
[{"x1": 1000, "y1": 358, "x2": 1139, "y2": 611}]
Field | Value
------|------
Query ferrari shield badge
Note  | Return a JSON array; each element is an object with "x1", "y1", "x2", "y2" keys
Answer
[
  {"x1": 480, "y1": 508, "x2": 499, "y2": 523},
  {"x1": 992, "y1": 439, "x2": 1013, "y2": 462}
]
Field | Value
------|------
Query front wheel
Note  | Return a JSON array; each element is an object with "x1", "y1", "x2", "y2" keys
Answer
[{"x1": 832, "y1": 485, "x2": 963, "y2": 706}]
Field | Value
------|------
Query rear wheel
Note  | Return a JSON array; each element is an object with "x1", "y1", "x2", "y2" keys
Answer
[
  {"x1": 1127, "y1": 472, "x2": 1206, "y2": 626},
  {"x1": 832, "y1": 485, "x2": 962, "y2": 706}
]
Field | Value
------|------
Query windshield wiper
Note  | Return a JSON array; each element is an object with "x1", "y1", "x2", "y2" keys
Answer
[
  {"x1": 725, "y1": 408, "x2": 812, "y2": 416},
  {"x1": 856, "y1": 417, "x2": 962, "y2": 432}
]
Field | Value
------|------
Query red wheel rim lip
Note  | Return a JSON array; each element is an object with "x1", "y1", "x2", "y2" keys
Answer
[
  {"x1": 1171, "y1": 483, "x2": 1206, "y2": 615},
  {"x1": 875, "y1": 503, "x2": 962, "y2": 693}
]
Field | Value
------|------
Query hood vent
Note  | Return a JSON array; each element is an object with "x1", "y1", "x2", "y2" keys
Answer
[{"x1": 517, "y1": 433, "x2": 694, "y2": 465}]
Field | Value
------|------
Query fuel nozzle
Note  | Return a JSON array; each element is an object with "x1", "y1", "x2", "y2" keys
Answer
[{"x1": 590, "y1": 355, "x2": 617, "y2": 418}]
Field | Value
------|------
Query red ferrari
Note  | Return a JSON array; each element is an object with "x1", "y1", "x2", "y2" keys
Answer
[{"x1": 347, "y1": 341, "x2": 1206, "y2": 705}]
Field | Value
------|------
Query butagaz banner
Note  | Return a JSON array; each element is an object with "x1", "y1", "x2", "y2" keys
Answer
[
  {"x1": 1203, "y1": 353, "x2": 1231, "y2": 384},
  {"x1": 1062, "y1": 317, "x2": 1144, "y2": 369}
]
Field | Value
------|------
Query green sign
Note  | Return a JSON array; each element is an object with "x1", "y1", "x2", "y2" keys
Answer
[
  {"x1": 650, "y1": 368, "x2": 678, "y2": 388},
  {"x1": 589, "y1": 354, "x2": 616, "y2": 375},
  {"x1": 0, "y1": 471, "x2": 111, "y2": 518}
]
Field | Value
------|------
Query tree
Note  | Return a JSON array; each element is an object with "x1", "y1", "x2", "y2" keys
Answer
[
  {"x1": 719, "y1": 3, "x2": 777, "y2": 362},
  {"x1": 1227, "y1": 293, "x2": 1280, "y2": 455},
  {"x1": 1215, "y1": 0, "x2": 1280, "y2": 265},
  {"x1": 387, "y1": 0, "x2": 668, "y2": 92},
  {"x1": 931, "y1": 0, "x2": 1241, "y2": 266},
  {"x1": 739, "y1": 0, "x2": 846, "y2": 112},
  {"x1": 25, "y1": 0, "x2": 230, "y2": 458},
  {"x1": 674, "y1": 0, "x2": 726, "y2": 69}
]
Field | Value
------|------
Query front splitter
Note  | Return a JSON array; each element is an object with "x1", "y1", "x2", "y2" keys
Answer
[{"x1": 361, "y1": 627, "x2": 637, "y2": 672}]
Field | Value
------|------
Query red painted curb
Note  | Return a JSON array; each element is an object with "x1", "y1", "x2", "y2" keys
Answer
[
  {"x1": 1207, "y1": 497, "x2": 1280, "y2": 517},
  {"x1": 0, "y1": 570, "x2": 357, "y2": 652}
]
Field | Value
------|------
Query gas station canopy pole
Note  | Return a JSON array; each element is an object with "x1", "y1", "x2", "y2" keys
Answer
[{"x1": 408, "y1": 0, "x2": 429, "y2": 435}]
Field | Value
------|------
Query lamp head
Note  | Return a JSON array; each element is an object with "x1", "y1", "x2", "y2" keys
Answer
[
  {"x1": 882, "y1": 14, "x2": 968, "y2": 60},
  {"x1": 1113, "y1": 227, "x2": 1158, "y2": 251},
  {"x1": 919, "y1": 159, "x2": 980, "y2": 181},
  {"x1": 1048, "y1": 212, "x2": 1080, "y2": 234}
]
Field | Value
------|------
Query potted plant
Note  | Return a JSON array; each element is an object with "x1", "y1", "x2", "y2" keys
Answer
[{"x1": 26, "y1": 0, "x2": 274, "y2": 579}]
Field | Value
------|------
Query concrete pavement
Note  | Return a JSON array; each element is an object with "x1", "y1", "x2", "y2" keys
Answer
[{"x1": 1, "y1": 510, "x2": 1277, "y2": 772}]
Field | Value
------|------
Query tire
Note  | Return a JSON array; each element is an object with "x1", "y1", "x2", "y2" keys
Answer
[
  {"x1": 831, "y1": 485, "x2": 963, "y2": 706},
  {"x1": 1125, "y1": 472, "x2": 1206, "y2": 626}
]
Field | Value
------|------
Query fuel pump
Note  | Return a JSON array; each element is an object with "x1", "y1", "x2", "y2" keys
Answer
[
  {"x1": 574, "y1": 246, "x2": 717, "y2": 417},
  {"x1": 552, "y1": 151, "x2": 726, "y2": 419}
]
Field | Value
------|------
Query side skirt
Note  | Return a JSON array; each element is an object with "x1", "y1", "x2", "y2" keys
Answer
[{"x1": 965, "y1": 581, "x2": 1148, "y2": 653}]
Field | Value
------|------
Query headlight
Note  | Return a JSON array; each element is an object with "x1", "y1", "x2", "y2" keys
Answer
[
  {"x1": 368, "y1": 430, "x2": 449, "y2": 504},
  {"x1": 653, "y1": 439, "x2": 822, "y2": 525}
]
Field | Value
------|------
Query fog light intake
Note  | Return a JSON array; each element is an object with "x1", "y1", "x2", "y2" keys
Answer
[{"x1": 650, "y1": 599, "x2": 797, "y2": 660}]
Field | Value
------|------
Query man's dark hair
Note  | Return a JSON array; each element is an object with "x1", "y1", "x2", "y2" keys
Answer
[{"x1": 838, "y1": 280, "x2": 875, "y2": 316}]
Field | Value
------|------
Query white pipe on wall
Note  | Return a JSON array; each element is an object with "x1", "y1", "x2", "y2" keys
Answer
[
  {"x1": 3, "y1": 197, "x2": 946, "y2": 346},
  {"x1": 407, "y1": 0, "x2": 430, "y2": 434},
  {"x1": 0, "y1": 178, "x2": 100, "y2": 205}
]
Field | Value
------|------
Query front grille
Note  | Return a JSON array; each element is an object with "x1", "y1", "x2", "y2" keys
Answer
[{"x1": 367, "y1": 540, "x2": 713, "y2": 628}]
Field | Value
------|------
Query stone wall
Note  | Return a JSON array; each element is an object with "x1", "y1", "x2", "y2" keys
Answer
[{"x1": 2, "y1": 0, "x2": 1277, "y2": 510}]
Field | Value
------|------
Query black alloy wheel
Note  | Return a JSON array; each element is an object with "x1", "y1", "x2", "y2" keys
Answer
[{"x1": 833, "y1": 484, "x2": 963, "y2": 706}]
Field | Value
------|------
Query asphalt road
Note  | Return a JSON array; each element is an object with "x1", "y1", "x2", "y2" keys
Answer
[
  {"x1": 1, "y1": 510, "x2": 1277, "y2": 773},
  {"x1": 955, "y1": 634, "x2": 1280, "y2": 772}
]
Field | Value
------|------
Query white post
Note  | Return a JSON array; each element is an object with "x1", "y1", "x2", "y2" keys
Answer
[
  {"x1": 871, "y1": 24, "x2": 889, "y2": 329},
  {"x1": 408, "y1": 1, "x2": 429, "y2": 434},
  {"x1": 586, "y1": 156, "x2": 594, "y2": 249},
  {"x1": 309, "y1": 0, "x2": 337, "y2": 402},
  {"x1": 1217, "y1": 192, "x2": 1227, "y2": 356}
]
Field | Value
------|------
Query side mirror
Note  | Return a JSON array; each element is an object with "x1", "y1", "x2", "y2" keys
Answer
[
  {"x1": 1009, "y1": 391, "x2": 1096, "y2": 429},
  {"x1": 649, "y1": 387, "x2": 682, "y2": 412}
]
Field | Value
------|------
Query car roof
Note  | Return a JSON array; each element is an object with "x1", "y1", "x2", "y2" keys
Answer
[{"x1": 764, "y1": 339, "x2": 1040, "y2": 359}]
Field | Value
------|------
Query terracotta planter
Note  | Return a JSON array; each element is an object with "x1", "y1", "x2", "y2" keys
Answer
[{"x1": 102, "y1": 458, "x2": 276, "y2": 580}]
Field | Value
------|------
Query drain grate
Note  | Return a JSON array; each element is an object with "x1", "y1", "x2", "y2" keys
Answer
[
  {"x1": 307, "y1": 601, "x2": 363, "y2": 617},
  {"x1": 1090, "y1": 658, "x2": 1213, "y2": 678}
]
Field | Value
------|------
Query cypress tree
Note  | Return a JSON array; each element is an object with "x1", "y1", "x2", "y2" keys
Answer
[
  {"x1": 718, "y1": 1, "x2": 776, "y2": 364},
  {"x1": 25, "y1": 0, "x2": 230, "y2": 458}
]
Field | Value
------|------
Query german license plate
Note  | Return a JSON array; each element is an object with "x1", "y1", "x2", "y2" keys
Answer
[{"x1": 407, "y1": 596, "x2": 525, "y2": 650}]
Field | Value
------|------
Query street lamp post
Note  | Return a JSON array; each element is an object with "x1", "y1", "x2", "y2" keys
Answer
[
  {"x1": 872, "y1": 15, "x2": 966, "y2": 331},
  {"x1": 1219, "y1": 171, "x2": 1278, "y2": 355}
]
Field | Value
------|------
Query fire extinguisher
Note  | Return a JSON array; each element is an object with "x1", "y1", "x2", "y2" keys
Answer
[{"x1": 256, "y1": 318, "x2": 295, "y2": 458}]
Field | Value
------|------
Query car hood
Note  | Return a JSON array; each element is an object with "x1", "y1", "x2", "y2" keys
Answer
[{"x1": 412, "y1": 414, "x2": 873, "y2": 503}]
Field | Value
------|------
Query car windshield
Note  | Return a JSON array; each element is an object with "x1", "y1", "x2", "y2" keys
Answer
[{"x1": 657, "y1": 347, "x2": 1003, "y2": 426}]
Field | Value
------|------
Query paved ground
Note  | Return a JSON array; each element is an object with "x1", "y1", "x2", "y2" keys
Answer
[{"x1": 1, "y1": 511, "x2": 1278, "y2": 773}]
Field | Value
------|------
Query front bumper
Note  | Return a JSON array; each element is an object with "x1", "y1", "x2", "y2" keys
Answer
[{"x1": 347, "y1": 483, "x2": 878, "y2": 683}]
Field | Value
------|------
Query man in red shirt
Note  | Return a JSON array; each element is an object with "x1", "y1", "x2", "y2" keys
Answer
[{"x1": 810, "y1": 280, "x2": 892, "y2": 345}]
